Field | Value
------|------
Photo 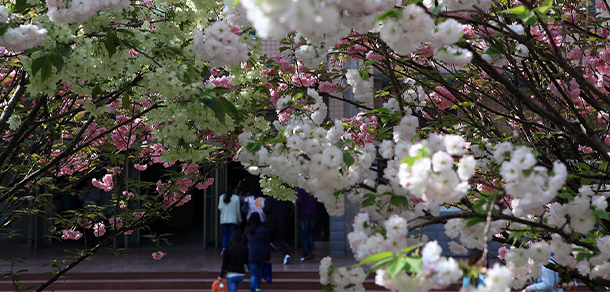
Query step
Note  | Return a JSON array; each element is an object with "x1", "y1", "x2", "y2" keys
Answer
[
  {"x1": 0, "y1": 276, "x2": 384, "y2": 291},
  {"x1": 13, "y1": 271, "x2": 322, "y2": 281},
  {"x1": 0, "y1": 273, "x2": 592, "y2": 292}
]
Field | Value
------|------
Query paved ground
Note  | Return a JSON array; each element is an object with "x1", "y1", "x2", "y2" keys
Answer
[{"x1": 0, "y1": 229, "x2": 356, "y2": 275}]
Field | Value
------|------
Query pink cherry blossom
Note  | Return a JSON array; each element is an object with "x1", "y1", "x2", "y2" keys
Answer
[
  {"x1": 109, "y1": 216, "x2": 123, "y2": 228},
  {"x1": 61, "y1": 230, "x2": 83, "y2": 240},
  {"x1": 77, "y1": 218, "x2": 93, "y2": 229},
  {"x1": 93, "y1": 222, "x2": 106, "y2": 237},
  {"x1": 152, "y1": 251, "x2": 166, "y2": 260},
  {"x1": 134, "y1": 164, "x2": 148, "y2": 171},
  {"x1": 92, "y1": 174, "x2": 114, "y2": 191},
  {"x1": 196, "y1": 177, "x2": 214, "y2": 189}
]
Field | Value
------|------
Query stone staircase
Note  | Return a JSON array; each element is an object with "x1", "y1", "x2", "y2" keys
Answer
[
  {"x1": 0, "y1": 271, "x2": 593, "y2": 291},
  {"x1": 0, "y1": 271, "x2": 379, "y2": 291}
]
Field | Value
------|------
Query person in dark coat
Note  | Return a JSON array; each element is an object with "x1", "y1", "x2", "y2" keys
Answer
[
  {"x1": 263, "y1": 195, "x2": 291, "y2": 265},
  {"x1": 296, "y1": 188, "x2": 317, "y2": 261},
  {"x1": 244, "y1": 212, "x2": 269, "y2": 292},
  {"x1": 219, "y1": 231, "x2": 249, "y2": 292}
]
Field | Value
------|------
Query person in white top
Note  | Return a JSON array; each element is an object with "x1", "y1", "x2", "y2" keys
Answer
[
  {"x1": 244, "y1": 188, "x2": 265, "y2": 222},
  {"x1": 218, "y1": 185, "x2": 242, "y2": 253}
]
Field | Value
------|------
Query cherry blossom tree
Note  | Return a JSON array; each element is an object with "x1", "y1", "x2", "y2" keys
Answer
[
  {"x1": 3, "y1": 0, "x2": 610, "y2": 291},
  {"x1": 0, "y1": 1, "x2": 242, "y2": 290}
]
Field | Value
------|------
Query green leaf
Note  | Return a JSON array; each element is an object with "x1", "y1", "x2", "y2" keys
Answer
[
  {"x1": 500, "y1": 5, "x2": 527, "y2": 14},
  {"x1": 104, "y1": 34, "x2": 117, "y2": 58},
  {"x1": 209, "y1": 87, "x2": 233, "y2": 95},
  {"x1": 431, "y1": 4, "x2": 445, "y2": 15},
  {"x1": 485, "y1": 46, "x2": 501, "y2": 57},
  {"x1": 401, "y1": 156, "x2": 417, "y2": 168},
  {"x1": 575, "y1": 252, "x2": 588, "y2": 261},
  {"x1": 535, "y1": 0, "x2": 553, "y2": 13},
  {"x1": 365, "y1": 257, "x2": 394, "y2": 276},
  {"x1": 13, "y1": 0, "x2": 29, "y2": 14},
  {"x1": 322, "y1": 284, "x2": 334, "y2": 292},
  {"x1": 50, "y1": 52, "x2": 64, "y2": 72},
  {"x1": 31, "y1": 55, "x2": 48, "y2": 77},
  {"x1": 592, "y1": 209, "x2": 610, "y2": 221},
  {"x1": 573, "y1": 162, "x2": 590, "y2": 171},
  {"x1": 360, "y1": 196, "x2": 376, "y2": 208},
  {"x1": 92, "y1": 85, "x2": 103, "y2": 100},
  {"x1": 472, "y1": 198, "x2": 487, "y2": 213},
  {"x1": 245, "y1": 142, "x2": 261, "y2": 153},
  {"x1": 122, "y1": 92, "x2": 131, "y2": 109},
  {"x1": 231, "y1": 0, "x2": 241, "y2": 9},
  {"x1": 363, "y1": 60, "x2": 376, "y2": 67},
  {"x1": 202, "y1": 66, "x2": 211, "y2": 80},
  {"x1": 0, "y1": 23, "x2": 9, "y2": 37},
  {"x1": 372, "y1": 107, "x2": 391, "y2": 115},
  {"x1": 405, "y1": 256, "x2": 423, "y2": 274},
  {"x1": 374, "y1": 8, "x2": 403, "y2": 22},
  {"x1": 41, "y1": 58, "x2": 53, "y2": 81},
  {"x1": 386, "y1": 257, "x2": 408, "y2": 279},
  {"x1": 210, "y1": 97, "x2": 226, "y2": 124},
  {"x1": 403, "y1": 0, "x2": 421, "y2": 5},
  {"x1": 390, "y1": 196, "x2": 409, "y2": 208},
  {"x1": 343, "y1": 151, "x2": 355, "y2": 167},
  {"x1": 355, "y1": 251, "x2": 393, "y2": 267},
  {"x1": 269, "y1": 136, "x2": 285, "y2": 144},
  {"x1": 215, "y1": 97, "x2": 241, "y2": 123},
  {"x1": 465, "y1": 217, "x2": 487, "y2": 228},
  {"x1": 522, "y1": 11, "x2": 538, "y2": 25},
  {"x1": 399, "y1": 243, "x2": 424, "y2": 255},
  {"x1": 535, "y1": 5, "x2": 552, "y2": 13}
]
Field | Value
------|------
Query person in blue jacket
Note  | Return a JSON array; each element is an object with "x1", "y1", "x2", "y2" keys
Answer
[
  {"x1": 522, "y1": 261, "x2": 564, "y2": 292},
  {"x1": 462, "y1": 248, "x2": 486, "y2": 288},
  {"x1": 244, "y1": 212, "x2": 269, "y2": 292}
]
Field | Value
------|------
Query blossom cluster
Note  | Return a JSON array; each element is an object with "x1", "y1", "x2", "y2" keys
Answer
[
  {"x1": 394, "y1": 133, "x2": 475, "y2": 204},
  {"x1": 374, "y1": 241, "x2": 463, "y2": 291},
  {"x1": 238, "y1": 0, "x2": 340, "y2": 45},
  {"x1": 192, "y1": 21, "x2": 248, "y2": 67},
  {"x1": 222, "y1": 0, "x2": 251, "y2": 28},
  {"x1": 345, "y1": 69, "x2": 373, "y2": 104},
  {"x1": 0, "y1": 5, "x2": 8, "y2": 23},
  {"x1": 239, "y1": 90, "x2": 377, "y2": 215},
  {"x1": 319, "y1": 256, "x2": 366, "y2": 291},
  {"x1": 546, "y1": 185, "x2": 608, "y2": 236},
  {"x1": 295, "y1": 45, "x2": 327, "y2": 70},
  {"x1": 46, "y1": 0, "x2": 131, "y2": 23},
  {"x1": 444, "y1": 217, "x2": 506, "y2": 251},
  {"x1": 349, "y1": 213, "x2": 418, "y2": 261},
  {"x1": 501, "y1": 241, "x2": 559, "y2": 289},
  {"x1": 495, "y1": 142, "x2": 567, "y2": 216},
  {"x1": 0, "y1": 24, "x2": 47, "y2": 52},
  {"x1": 378, "y1": 5, "x2": 435, "y2": 56}
]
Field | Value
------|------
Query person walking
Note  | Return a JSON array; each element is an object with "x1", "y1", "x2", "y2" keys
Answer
[
  {"x1": 522, "y1": 260, "x2": 564, "y2": 292},
  {"x1": 244, "y1": 212, "x2": 269, "y2": 292},
  {"x1": 219, "y1": 185, "x2": 242, "y2": 254},
  {"x1": 244, "y1": 188, "x2": 265, "y2": 222},
  {"x1": 263, "y1": 195, "x2": 291, "y2": 265},
  {"x1": 219, "y1": 231, "x2": 249, "y2": 292},
  {"x1": 462, "y1": 248, "x2": 487, "y2": 288},
  {"x1": 296, "y1": 188, "x2": 317, "y2": 262}
]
